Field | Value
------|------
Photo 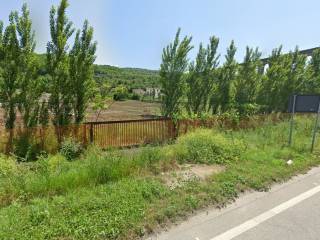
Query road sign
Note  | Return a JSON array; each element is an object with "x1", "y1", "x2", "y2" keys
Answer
[
  {"x1": 288, "y1": 95, "x2": 320, "y2": 113},
  {"x1": 288, "y1": 95, "x2": 320, "y2": 152}
]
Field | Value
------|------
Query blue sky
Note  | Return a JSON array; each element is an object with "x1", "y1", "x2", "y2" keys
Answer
[{"x1": 0, "y1": 0, "x2": 319, "y2": 69}]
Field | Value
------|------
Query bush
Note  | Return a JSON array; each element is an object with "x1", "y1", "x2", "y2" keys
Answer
[
  {"x1": 237, "y1": 103, "x2": 262, "y2": 117},
  {"x1": 220, "y1": 109, "x2": 240, "y2": 126},
  {"x1": 130, "y1": 93, "x2": 141, "y2": 100},
  {"x1": 0, "y1": 155, "x2": 18, "y2": 178},
  {"x1": 47, "y1": 154, "x2": 68, "y2": 173},
  {"x1": 113, "y1": 85, "x2": 129, "y2": 101},
  {"x1": 13, "y1": 132, "x2": 42, "y2": 162},
  {"x1": 59, "y1": 138, "x2": 82, "y2": 161},
  {"x1": 175, "y1": 129, "x2": 244, "y2": 164}
]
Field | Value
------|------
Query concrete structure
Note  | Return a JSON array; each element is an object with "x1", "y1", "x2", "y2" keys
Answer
[{"x1": 260, "y1": 47, "x2": 320, "y2": 65}]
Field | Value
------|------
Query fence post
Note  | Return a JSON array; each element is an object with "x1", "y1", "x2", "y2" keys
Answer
[
  {"x1": 83, "y1": 124, "x2": 87, "y2": 145},
  {"x1": 288, "y1": 95, "x2": 297, "y2": 146},
  {"x1": 311, "y1": 101, "x2": 320, "y2": 152},
  {"x1": 89, "y1": 124, "x2": 94, "y2": 144}
]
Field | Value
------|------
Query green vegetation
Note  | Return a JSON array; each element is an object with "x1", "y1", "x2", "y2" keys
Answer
[
  {"x1": 47, "y1": 0, "x2": 96, "y2": 126},
  {"x1": 187, "y1": 36, "x2": 219, "y2": 115},
  {"x1": 175, "y1": 129, "x2": 244, "y2": 164},
  {"x1": 160, "y1": 30, "x2": 320, "y2": 118},
  {"x1": 0, "y1": 116, "x2": 319, "y2": 239},
  {"x1": 94, "y1": 65, "x2": 160, "y2": 90},
  {"x1": 160, "y1": 28, "x2": 193, "y2": 117},
  {"x1": 1, "y1": 4, "x2": 320, "y2": 239},
  {"x1": 0, "y1": 0, "x2": 96, "y2": 133}
]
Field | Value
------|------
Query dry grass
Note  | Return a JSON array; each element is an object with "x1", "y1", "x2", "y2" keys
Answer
[
  {"x1": 0, "y1": 100, "x2": 161, "y2": 128},
  {"x1": 85, "y1": 100, "x2": 161, "y2": 122}
]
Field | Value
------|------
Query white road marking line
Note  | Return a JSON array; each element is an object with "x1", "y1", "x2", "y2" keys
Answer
[{"x1": 210, "y1": 185, "x2": 320, "y2": 240}]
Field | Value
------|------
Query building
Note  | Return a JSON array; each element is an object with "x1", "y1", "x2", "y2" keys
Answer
[
  {"x1": 132, "y1": 88, "x2": 146, "y2": 96},
  {"x1": 145, "y1": 88, "x2": 161, "y2": 99}
]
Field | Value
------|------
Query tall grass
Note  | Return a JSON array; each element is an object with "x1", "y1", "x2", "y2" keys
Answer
[{"x1": 0, "y1": 115, "x2": 320, "y2": 239}]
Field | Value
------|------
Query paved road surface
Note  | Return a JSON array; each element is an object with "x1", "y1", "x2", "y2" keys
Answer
[{"x1": 148, "y1": 167, "x2": 320, "y2": 240}]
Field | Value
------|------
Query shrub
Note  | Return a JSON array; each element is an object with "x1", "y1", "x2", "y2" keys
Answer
[
  {"x1": 237, "y1": 103, "x2": 262, "y2": 117},
  {"x1": 220, "y1": 109, "x2": 240, "y2": 127},
  {"x1": 47, "y1": 154, "x2": 68, "y2": 173},
  {"x1": 175, "y1": 129, "x2": 243, "y2": 164},
  {"x1": 59, "y1": 138, "x2": 82, "y2": 161},
  {"x1": 130, "y1": 93, "x2": 141, "y2": 100},
  {"x1": 0, "y1": 155, "x2": 18, "y2": 178},
  {"x1": 13, "y1": 132, "x2": 42, "y2": 162}
]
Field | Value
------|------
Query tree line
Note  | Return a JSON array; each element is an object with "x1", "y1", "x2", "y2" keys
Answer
[
  {"x1": 160, "y1": 29, "x2": 320, "y2": 118},
  {"x1": 0, "y1": 0, "x2": 96, "y2": 131}
]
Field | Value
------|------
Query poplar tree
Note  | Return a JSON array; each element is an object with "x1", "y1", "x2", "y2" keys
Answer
[
  {"x1": 160, "y1": 28, "x2": 193, "y2": 117},
  {"x1": 69, "y1": 20, "x2": 97, "y2": 124},
  {"x1": 15, "y1": 4, "x2": 41, "y2": 127},
  {"x1": 0, "y1": 20, "x2": 3, "y2": 56},
  {"x1": 305, "y1": 49, "x2": 320, "y2": 93},
  {"x1": 286, "y1": 48, "x2": 307, "y2": 101},
  {"x1": 0, "y1": 21, "x2": 3, "y2": 79},
  {"x1": 0, "y1": 13, "x2": 20, "y2": 130},
  {"x1": 258, "y1": 46, "x2": 292, "y2": 112},
  {"x1": 47, "y1": 0, "x2": 74, "y2": 126},
  {"x1": 235, "y1": 47, "x2": 262, "y2": 110},
  {"x1": 218, "y1": 40, "x2": 237, "y2": 112},
  {"x1": 187, "y1": 36, "x2": 219, "y2": 115}
]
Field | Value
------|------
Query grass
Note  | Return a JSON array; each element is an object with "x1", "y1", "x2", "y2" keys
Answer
[{"x1": 0, "y1": 115, "x2": 320, "y2": 239}]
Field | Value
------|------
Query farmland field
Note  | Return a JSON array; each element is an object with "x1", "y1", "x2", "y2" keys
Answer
[
  {"x1": 85, "y1": 100, "x2": 161, "y2": 122},
  {"x1": 0, "y1": 100, "x2": 161, "y2": 128}
]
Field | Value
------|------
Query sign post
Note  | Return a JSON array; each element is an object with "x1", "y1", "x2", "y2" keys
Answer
[
  {"x1": 311, "y1": 101, "x2": 320, "y2": 153},
  {"x1": 288, "y1": 95, "x2": 296, "y2": 146}
]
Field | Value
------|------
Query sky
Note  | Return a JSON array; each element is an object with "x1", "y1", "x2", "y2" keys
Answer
[{"x1": 0, "y1": 0, "x2": 320, "y2": 69}]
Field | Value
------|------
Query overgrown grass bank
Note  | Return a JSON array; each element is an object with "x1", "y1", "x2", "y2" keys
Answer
[{"x1": 0, "y1": 116, "x2": 319, "y2": 239}]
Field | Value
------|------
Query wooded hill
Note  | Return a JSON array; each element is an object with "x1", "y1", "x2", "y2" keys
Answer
[
  {"x1": 36, "y1": 54, "x2": 160, "y2": 90},
  {"x1": 94, "y1": 65, "x2": 160, "y2": 89}
]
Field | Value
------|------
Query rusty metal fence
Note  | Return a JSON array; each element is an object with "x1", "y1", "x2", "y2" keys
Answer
[
  {"x1": 0, "y1": 113, "x2": 287, "y2": 153},
  {"x1": 86, "y1": 118, "x2": 176, "y2": 148}
]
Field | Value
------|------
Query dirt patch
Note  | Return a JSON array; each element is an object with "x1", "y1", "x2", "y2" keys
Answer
[{"x1": 162, "y1": 164, "x2": 225, "y2": 190}]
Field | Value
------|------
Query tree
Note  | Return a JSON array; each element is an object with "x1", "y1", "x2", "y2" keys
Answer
[
  {"x1": 47, "y1": 0, "x2": 75, "y2": 126},
  {"x1": 113, "y1": 85, "x2": 128, "y2": 101},
  {"x1": 39, "y1": 101, "x2": 49, "y2": 127},
  {"x1": 0, "y1": 20, "x2": 3, "y2": 86},
  {"x1": 285, "y1": 47, "x2": 307, "y2": 102},
  {"x1": 0, "y1": 21, "x2": 3, "y2": 58},
  {"x1": 69, "y1": 20, "x2": 97, "y2": 124},
  {"x1": 258, "y1": 46, "x2": 292, "y2": 112},
  {"x1": 234, "y1": 47, "x2": 262, "y2": 112},
  {"x1": 0, "y1": 13, "x2": 20, "y2": 130},
  {"x1": 160, "y1": 28, "x2": 193, "y2": 117},
  {"x1": 217, "y1": 40, "x2": 237, "y2": 112},
  {"x1": 15, "y1": 4, "x2": 42, "y2": 128},
  {"x1": 186, "y1": 36, "x2": 219, "y2": 115},
  {"x1": 305, "y1": 49, "x2": 320, "y2": 93}
]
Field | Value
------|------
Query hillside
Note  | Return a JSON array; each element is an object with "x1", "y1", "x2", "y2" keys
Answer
[
  {"x1": 94, "y1": 65, "x2": 160, "y2": 89},
  {"x1": 35, "y1": 54, "x2": 161, "y2": 90}
]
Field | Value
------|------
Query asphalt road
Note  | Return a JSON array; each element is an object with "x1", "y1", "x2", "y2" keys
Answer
[{"x1": 148, "y1": 167, "x2": 320, "y2": 240}]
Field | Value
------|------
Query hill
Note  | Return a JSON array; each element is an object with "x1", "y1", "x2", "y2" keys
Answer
[
  {"x1": 35, "y1": 54, "x2": 161, "y2": 90},
  {"x1": 94, "y1": 65, "x2": 160, "y2": 89}
]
